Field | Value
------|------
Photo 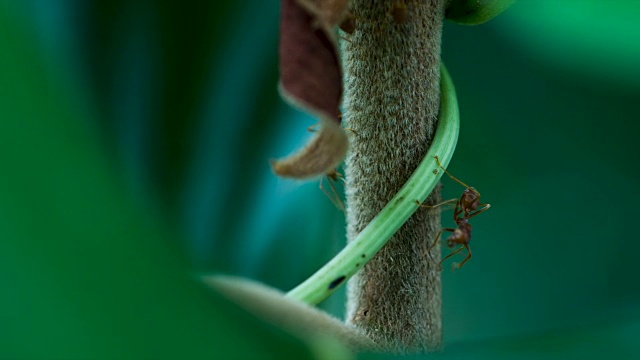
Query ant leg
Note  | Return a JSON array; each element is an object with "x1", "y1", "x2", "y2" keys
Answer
[
  {"x1": 440, "y1": 245, "x2": 465, "y2": 269},
  {"x1": 466, "y1": 203, "x2": 491, "y2": 219},
  {"x1": 453, "y1": 245, "x2": 472, "y2": 269},
  {"x1": 319, "y1": 175, "x2": 345, "y2": 212},
  {"x1": 309, "y1": 123, "x2": 354, "y2": 136},
  {"x1": 424, "y1": 227, "x2": 455, "y2": 256},
  {"x1": 424, "y1": 230, "x2": 443, "y2": 257},
  {"x1": 415, "y1": 198, "x2": 457, "y2": 210},
  {"x1": 345, "y1": 127, "x2": 357, "y2": 135},
  {"x1": 434, "y1": 155, "x2": 476, "y2": 193},
  {"x1": 422, "y1": 229, "x2": 444, "y2": 261},
  {"x1": 326, "y1": 168, "x2": 345, "y2": 183},
  {"x1": 311, "y1": 111, "x2": 355, "y2": 135},
  {"x1": 339, "y1": 35, "x2": 353, "y2": 43},
  {"x1": 424, "y1": 227, "x2": 454, "y2": 267},
  {"x1": 338, "y1": 111, "x2": 359, "y2": 136}
]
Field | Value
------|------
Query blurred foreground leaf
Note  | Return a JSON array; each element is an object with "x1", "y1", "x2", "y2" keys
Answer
[
  {"x1": 78, "y1": 1, "x2": 237, "y2": 209},
  {"x1": 0, "y1": 8, "x2": 312, "y2": 359}
]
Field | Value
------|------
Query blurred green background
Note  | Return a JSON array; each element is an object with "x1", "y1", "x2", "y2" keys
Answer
[{"x1": 1, "y1": 0, "x2": 639, "y2": 358}]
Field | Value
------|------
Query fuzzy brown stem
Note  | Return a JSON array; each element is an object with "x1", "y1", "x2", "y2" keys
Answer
[{"x1": 342, "y1": 0, "x2": 445, "y2": 352}]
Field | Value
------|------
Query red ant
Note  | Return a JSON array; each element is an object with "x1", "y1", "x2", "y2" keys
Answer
[
  {"x1": 320, "y1": 168, "x2": 346, "y2": 211},
  {"x1": 416, "y1": 156, "x2": 491, "y2": 270}
]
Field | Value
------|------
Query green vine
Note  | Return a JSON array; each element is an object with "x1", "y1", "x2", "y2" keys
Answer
[{"x1": 287, "y1": 63, "x2": 460, "y2": 305}]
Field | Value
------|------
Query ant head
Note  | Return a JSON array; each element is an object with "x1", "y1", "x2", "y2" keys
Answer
[{"x1": 461, "y1": 188, "x2": 480, "y2": 211}]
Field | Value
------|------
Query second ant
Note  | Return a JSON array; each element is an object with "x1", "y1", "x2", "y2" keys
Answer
[{"x1": 308, "y1": 113, "x2": 352, "y2": 212}]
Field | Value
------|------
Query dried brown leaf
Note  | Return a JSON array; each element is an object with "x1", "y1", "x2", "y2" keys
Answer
[
  {"x1": 272, "y1": 0, "x2": 348, "y2": 179},
  {"x1": 297, "y1": 0, "x2": 351, "y2": 39},
  {"x1": 270, "y1": 116, "x2": 348, "y2": 179}
]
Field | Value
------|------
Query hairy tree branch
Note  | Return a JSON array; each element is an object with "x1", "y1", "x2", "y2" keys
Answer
[{"x1": 342, "y1": 0, "x2": 446, "y2": 352}]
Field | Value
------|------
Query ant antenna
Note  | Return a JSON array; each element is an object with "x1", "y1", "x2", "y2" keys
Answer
[{"x1": 434, "y1": 156, "x2": 480, "y2": 196}]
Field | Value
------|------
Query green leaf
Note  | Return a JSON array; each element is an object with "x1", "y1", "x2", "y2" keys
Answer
[
  {"x1": 0, "y1": 8, "x2": 313, "y2": 359},
  {"x1": 446, "y1": 0, "x2": 516, "y2": 25},
  {"x1": 496, "y1": 0, "x2": 640, "y2": 87}
]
